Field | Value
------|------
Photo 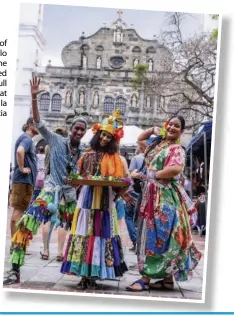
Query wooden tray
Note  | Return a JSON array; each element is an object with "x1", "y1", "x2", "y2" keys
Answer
[{"x1": 68, "y1": 178, "x2": 130, "y2": 188}]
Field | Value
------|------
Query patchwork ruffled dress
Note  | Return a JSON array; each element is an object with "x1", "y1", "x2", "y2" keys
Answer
[
  {"x1": 137, "y1": 141, "x2": 202, "y2": 281},
  {"x1": 61, "y1": 151, "x2": 128, "y2": 279}
]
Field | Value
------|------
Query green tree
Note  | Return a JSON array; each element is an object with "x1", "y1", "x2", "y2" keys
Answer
[
  {"x1": 210, "y1": 14, "x2": 219, "y2": 40},
  {"x1": 131, "y1": 12, "x2": 218, "y2": 130}
]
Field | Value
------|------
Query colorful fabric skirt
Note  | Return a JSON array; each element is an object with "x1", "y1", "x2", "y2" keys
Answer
[
  {"x1": 137, "y1": 179, "x2": 202, "y2": 282},
  {"x1": 61, "y1": 185, "x2": 128, "y2": 279},
  {"x1": 11, "y1": 189, "x2": 76, "y2": 267}
]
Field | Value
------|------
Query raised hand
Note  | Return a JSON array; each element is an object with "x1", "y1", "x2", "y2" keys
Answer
[{"x1": 30, "y1": 76, "x2": 42, "y2": 98}]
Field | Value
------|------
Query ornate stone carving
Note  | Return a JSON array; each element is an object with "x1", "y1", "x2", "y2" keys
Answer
[
  {"x1": 92, "y1": 92, "x2": 99, "y2": 109},
  {"x1": 96, "y1": 56, "x2": 101, "y2": 69},
  {"x1": 148, "y1": 59, "x2": 153, "y2": 72},
  {"x1": 129, "y1": 106, "x2": 140, "y2": 113},
  {"x1": 79, "y1": 91, "x2": 85, "y2": 105}
]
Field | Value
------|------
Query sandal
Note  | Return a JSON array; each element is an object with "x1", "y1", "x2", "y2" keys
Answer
[
  {"x1": 126, "y1": 279, "x2": 150, "y2": 292},
  {"x1": 40, "y1": 251, "x2": 49, "y2": 260},
  {"x1": 56, "y1": 255, "x2": 63, "y2": 262},
  {"x1": 149, "y1": 279, "x2": 174, "y2": 290}
]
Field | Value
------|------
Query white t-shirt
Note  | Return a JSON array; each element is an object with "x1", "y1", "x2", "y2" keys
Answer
[{"x1": 36, "y1": 153, "x2": 45, "y2": 170}]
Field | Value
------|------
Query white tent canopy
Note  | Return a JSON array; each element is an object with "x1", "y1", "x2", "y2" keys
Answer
[{"x1": 81, "y1": 125, "x2": 144, "y2": 146}]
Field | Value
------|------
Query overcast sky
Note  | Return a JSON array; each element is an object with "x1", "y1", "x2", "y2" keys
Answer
[{"x1": 41, "y1": 5, "x2": 216, "y2": 66}]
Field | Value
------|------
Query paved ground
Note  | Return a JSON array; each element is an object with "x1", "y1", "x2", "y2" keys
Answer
[{"x1": 3, "y1": 206, "x2": 205, "y2": 301}]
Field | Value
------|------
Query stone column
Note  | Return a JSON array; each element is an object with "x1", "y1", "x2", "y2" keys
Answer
[{"x1": 139, "y1": 82, "x2": 145, "y2": 114}]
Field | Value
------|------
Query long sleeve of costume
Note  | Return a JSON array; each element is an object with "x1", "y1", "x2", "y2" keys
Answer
[{"x1": 34, "y1": 121, "x2": 59, "y2": 148}]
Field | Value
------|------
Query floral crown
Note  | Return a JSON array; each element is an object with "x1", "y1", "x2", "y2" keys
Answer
[{"x1": 92, "y1": 109, "x2": 124, "y2": 142}]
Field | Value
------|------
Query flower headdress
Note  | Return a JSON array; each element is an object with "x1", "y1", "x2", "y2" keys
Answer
[
  {"x1": 92, "y1": 109, "x2": 124, "y2": 142},
  {"x1": 160, "y1": 120, "x2": 169, "y2": 139}
]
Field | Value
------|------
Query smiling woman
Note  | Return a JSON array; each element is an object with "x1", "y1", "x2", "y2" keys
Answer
[
  {"x1": 90, "y1": 130, "x2": 118, "y2": 154},
  {"x1": 61, "y1": 109, "x2": 129, "y2": 289},
  {"x1": 126, "y1": 115, "x2": 202, "y2": 292}
]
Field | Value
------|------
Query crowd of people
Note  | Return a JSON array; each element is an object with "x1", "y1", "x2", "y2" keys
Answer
[{"x1": 4, "y1": 76, "x2": 202, "y2": 292}]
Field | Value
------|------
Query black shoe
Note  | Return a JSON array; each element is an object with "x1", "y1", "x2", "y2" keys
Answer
[
  {"x1": 77, "y1": 277, "x2": 89, "y2": 290},
  {"x1": 89, "y1": 279, "x2": 99, "y2": 290},
  {"x1": 129, "y1": 244, "x2": 136, "y2": 252},
  {"x1": 3, "y1": 269, "x2": 20, "y2": 285}
]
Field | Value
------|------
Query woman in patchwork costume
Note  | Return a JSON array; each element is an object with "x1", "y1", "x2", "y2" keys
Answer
[
  {"x1": 61, "y1": 110, "x2": 130, "y2": 289},
  {"x1": 126, "y1": 116, "x2": 202, "y2": 292}
]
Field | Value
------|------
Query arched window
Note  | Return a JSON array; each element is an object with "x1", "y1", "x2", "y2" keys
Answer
[
  {"x1": 95, "y1": 45, "x2": 104, "y2": 52},
  {"x1": 116, "y1": 97, "x2": 126, "y2": 115},
  {"x1": 146, "y1": 46, "x2": 156, "y2": 54},
  {"x1": 132, "y1": 46, "x2": 141, "y2": 53},
  {"x1": 104, "y1": 97, "x2": 114, "y2": 114},
  {"x1": 51, "y1": 94, "x2": 62, "y2": 112},
  {"x1": 39, "y1": 92, "x2": 50, "y2": 111}
]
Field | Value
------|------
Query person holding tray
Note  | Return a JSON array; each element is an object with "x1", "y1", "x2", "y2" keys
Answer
[
  {"x1": 126, "y1": 116, "x2": 202, "y2": 292},
  {"x1": 61, "y1": 109, "x2": 130, "y2": 289},
  {"x1": 4, "y1": 77, "x2": 87, "y2": 285}
]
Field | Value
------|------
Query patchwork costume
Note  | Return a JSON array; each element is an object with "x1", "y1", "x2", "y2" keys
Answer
[
  {"x1": 136, "y1": 139, "x2": 202, "y2": 281},
  {"x1": 61, "y1": 110, "x2": 128, "y2": 280},
  {"x1": 10, "y1": 121, "x2": 83, "y2": 267}
]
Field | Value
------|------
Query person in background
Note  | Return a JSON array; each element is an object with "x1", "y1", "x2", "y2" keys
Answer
[
  {"x1": 9, "y1": 117, "x2": 38, "y2": 256},
  {"x1": 125, "y1": 144, "x2": 145, "y2": 252},
  {"x1": 8, "y1": 166, "x2": 14, "y2": 206},
  {"x1": 116, "y1": 144, "x2": 130, "y2": 233},
  {"x1": 183, "y1": 167, "x2": 192, "y2": 196},
  {"x1": 195, "y1": 185, "x2": 206, "y2": 236},
  {"x1": 31, "y1": 146, "x2": 46, "y2": 201}
]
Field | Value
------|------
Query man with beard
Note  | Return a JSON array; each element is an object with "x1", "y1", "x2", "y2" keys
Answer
[{"x1": 4, "y1": 77, "x2": 87, "y2": 285}]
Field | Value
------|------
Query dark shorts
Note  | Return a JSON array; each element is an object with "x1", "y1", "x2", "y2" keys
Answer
[{"x1": 11, "y1": 183, "x2": 34, "y2": 212}]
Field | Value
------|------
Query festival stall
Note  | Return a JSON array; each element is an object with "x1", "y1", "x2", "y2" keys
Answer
[
  {"x1": 186, "y1": 120, "x2": 212, "y2": 197},
  {"x1": 186, "y1": 121, "x2": 212, "y2": 235}
]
